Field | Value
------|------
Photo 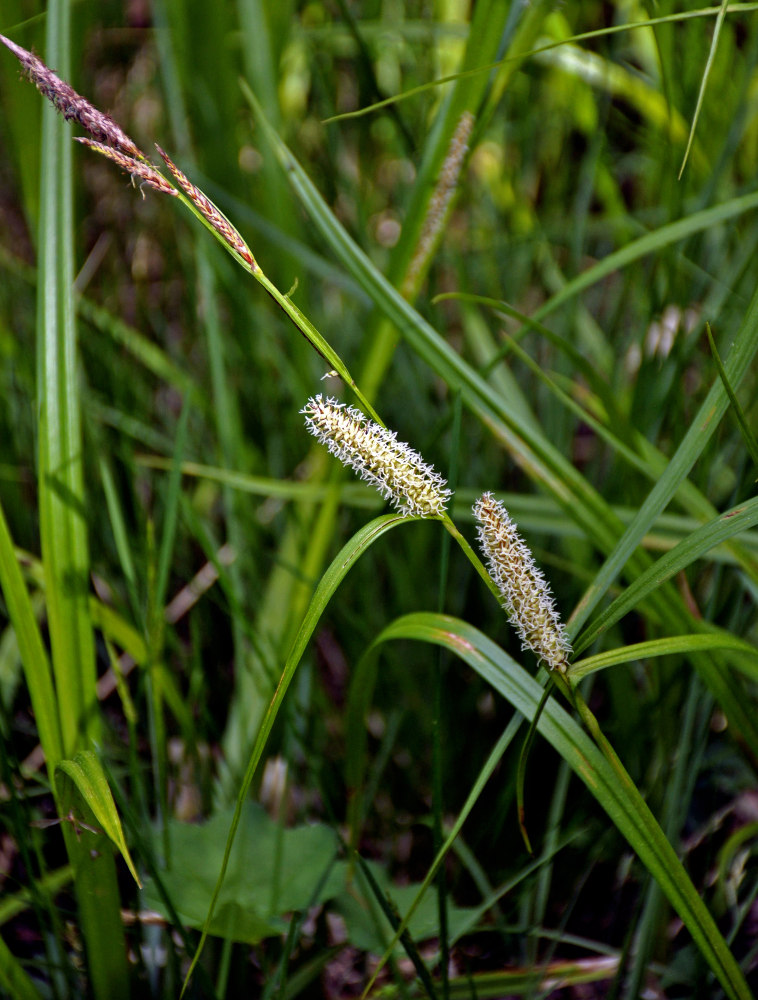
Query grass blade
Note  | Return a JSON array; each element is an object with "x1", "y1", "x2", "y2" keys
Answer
[
  {"x1": 570, "y1": 280, "x2": 758, "y2": 635},
  {"x1": 678, "y1": 0, "x2": 730, "y2": 178},
  {"x1": 706, "y1": 322, "x2": 758, "y2": 468},
  {"x1": 35, "y1": 7, "x2": 129, "y2": 995},
  {"x1": 575, "y1": 495, "x2": 758, "y2": 653},
  {"x1": 183, "y1": 513, "x2": 411, "y2": 991},
  {"x1": 367, "y1": 612, "x2": 753, "y2": 1000}
]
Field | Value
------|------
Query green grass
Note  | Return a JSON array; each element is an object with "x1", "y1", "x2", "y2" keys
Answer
[{"x1": 0, "y1": 1, "x2": 758, "y2": 997}]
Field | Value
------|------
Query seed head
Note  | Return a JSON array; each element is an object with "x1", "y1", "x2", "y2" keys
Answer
[
  {"x1": 0, "y1": 34, "x2": 145, "y2": 161},
  {"x1": 302, "y1": 395, "x2": 451, "y2": 518},
  {"x1": 155, "y1": 146, "x2": 258, "y2": 270},
  {"x1": 474, "y1": 492, "x2": 571, "y2": 671},
  {"x1": 402, "y1": 110, "x2": 474, "y2": 299},
  {"x1": 75, "y1": 139, "x2": 177, "y2": 197}
]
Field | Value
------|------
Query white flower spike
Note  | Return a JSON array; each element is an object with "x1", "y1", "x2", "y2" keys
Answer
[
  {"x1": 474, "y1": 492, "x2": 571, "y2": 671},
  {"x1": 302, "y1": 395, "x2": 451, "y2": 518}
]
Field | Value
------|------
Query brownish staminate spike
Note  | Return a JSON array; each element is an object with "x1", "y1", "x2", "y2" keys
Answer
[
  {"x1": 0, "y1": 33, "x2": 146, "y2": 161},
  {"x1": 75, "y1": 139, "x2": 178, "y2": 197},
  {"x1": 155, "y1": 145, "x2": 258, "y2": 270}
]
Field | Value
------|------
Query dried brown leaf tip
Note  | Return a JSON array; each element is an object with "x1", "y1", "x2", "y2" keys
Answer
[
  {"x1": 155, "y1": 145, "x2": 258, "y2": 271},
  {"x1": 0, "y1": 34, "x2": 145, "y2": 161},
  {"x1": 75, "y1": 139, "x2": 177, "y2": 197}
]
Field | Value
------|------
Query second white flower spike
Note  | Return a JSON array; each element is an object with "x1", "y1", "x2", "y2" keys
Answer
[{"x1": 474, "y1": 492, "x2": 571, "y2": 672}]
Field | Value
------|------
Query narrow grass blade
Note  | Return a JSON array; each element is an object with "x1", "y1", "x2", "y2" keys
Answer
[
  {"x1": 365, "y1": 612, "x2": 752, "y2": 1000},
  {"x1": 79, "y1": 299, "x2": 198, "y2": 397},
  {"x1": 571, "y1": 634, "x2": 758, "y2": 683},
  {"x1": 0, "y1": 934, "x2": 42, "y2": 1000},
  {"x1": 570, "y1": 279, "x2": 758, "y2": 635},
  {"x1": 532, "y1": 191, "x2": 758, "y2": 326},
  {"x1": 322, "y1": 7, "x2": 756, "y2": 123},
  {"x1": 155, "y1": 398, "x2": 190, "y2": 611},
  {"x1": 679, "y1": 0, "x2": 730, "y2": 177},
  {"x1": 56, "y1": 751, "x2": 141, "y2": 887},
  {"x1": 575, "y1": 495, "x2": 758, "y2": 654},
  {"x1": 0, "y1": 500, "x2": 62, "y2": 767},
  {"x1": 352, "y1": 853, "x2": 438, "y2": 1000},
  {"x1": 37, "y1": 7, "x2": 97, "y2": 756},
  {"x1": 35, "y1": 7, "x2": 129, "y2": 996},
  {"x1": 98, "y1": 457, "x2": 140, "y2": 620},
  {"x1": 183, "y1": 513, "x2": 411, "y2": 993},
  {"x1": 706, "y1": 322, "x2": 758, "y2": 468}
]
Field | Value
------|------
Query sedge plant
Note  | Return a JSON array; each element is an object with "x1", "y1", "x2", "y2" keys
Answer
[{"x1": 1, "y1": 5, "x2": 758, "y2": 999}]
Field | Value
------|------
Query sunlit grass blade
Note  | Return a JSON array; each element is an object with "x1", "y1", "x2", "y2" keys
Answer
[
  {"x1": 0, "y1": 933, "x2": 42, "y2": 1000},
  {"x1": 536, "y1": 42, "x2": 693, "y2": 156},
  {"x1": 56, "y1": 751, "x2": 141, "y2": 887}
]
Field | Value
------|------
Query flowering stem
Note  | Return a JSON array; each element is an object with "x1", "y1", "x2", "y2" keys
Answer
[
  {"x1": 255, "y1": 271, "x2": 382, "y2": 424},
  {"x1": 442, "y1": 516, "x2": 504, "y2": 604}
]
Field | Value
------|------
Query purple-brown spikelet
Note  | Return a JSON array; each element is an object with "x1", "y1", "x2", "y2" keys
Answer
[
  {"x1": 302, "y1": 395, "x2": 451, "y2": 517},
  {"x1": 0, "y1": 34, "x2": 145, "y2": 161},
  {"x1": 75, "y1": 139, "x2": 178, "y2": 197},
  {"x1": 155, "y1": 146, "x2": 258, "y2": 271},
  {"x1": 474, "y1": 492, "x2": 571, "y2": 671}
]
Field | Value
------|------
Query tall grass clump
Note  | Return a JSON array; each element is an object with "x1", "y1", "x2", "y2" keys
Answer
[{"x1": 0, "y1": 1, "x2": 757, "y2": 998}]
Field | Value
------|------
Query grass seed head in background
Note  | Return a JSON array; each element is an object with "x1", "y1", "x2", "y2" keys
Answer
[
  {"x1": 302, "y1": 394, "x2": 452, "y2": 517},
  {"x1": 474, "y1": 492, "x2": 571, "y2": 672}
]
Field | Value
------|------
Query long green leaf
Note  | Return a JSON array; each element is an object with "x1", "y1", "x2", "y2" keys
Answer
[
  {"x1": 575, "y1": 495, "x2": 758, "y2": 653},
  {"x1": 183, "y1": 513, "x2": 412, "y2": 992},
  {"x1": 366, "y1": 612, "x2": 752, "y2": 1000},
  {"x1": 37, "y1": 7, "x2": 97, "y2": 757},
  {"x1": 532, "y1": 192, "x2": 758, "y2": 326},
  {"x1": 0, "y1": 933, "x2": 42, "y2": 1000},
  {"x1": 571, "y1": 634, "x2": 758, "y2": 683},
  {"x1": 0, "y1": 501, "x2": 62, "y2": 766},
  {"x1": 35, "y1": 8, "x2": 129, "y2": 997},
  {"x1": 57, "y1": 751, "x2": 141, "y2": 887}
]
